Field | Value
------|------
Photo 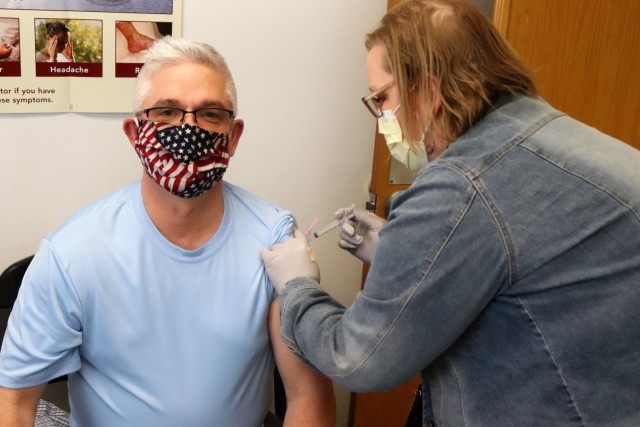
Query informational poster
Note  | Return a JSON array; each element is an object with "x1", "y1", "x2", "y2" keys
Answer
[{"x1": 0, "y1": 0, "x2": 182, "y2": 113}]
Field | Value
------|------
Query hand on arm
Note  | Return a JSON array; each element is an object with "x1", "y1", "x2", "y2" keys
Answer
[
  {"x1": 0, "y1": 384, "x2": 46, "y2": 427},
  {"x1": 269, "y1": 299, "x2": 336, "y2": 426},
  {"x1": 261, "y1": 229, "x2": 320, "y2": 294}
]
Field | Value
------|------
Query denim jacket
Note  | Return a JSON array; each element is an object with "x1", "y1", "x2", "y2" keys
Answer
[{"x1": 280, "y1": 96, "x2": 640, "y2": 426}]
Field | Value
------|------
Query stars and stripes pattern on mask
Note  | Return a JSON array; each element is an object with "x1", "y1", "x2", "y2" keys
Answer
[{"x1": 134, "y1": 120, "x2": 231, "y2": 198}]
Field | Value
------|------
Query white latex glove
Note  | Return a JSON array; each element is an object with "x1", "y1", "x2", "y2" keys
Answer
[
  {"x1": 334, "y1": 206, "x2": 386, "y2": 264},
  {"x1": 261, "y1": 229, "x2": 320, "y2": 294}
]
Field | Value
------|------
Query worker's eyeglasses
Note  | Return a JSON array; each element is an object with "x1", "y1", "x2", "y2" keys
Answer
[
  {"x1": 361, "y1": 81, "x2": 395, "y2": 118},
  {"x1": 135, "y1": 107, "x2": 235, "y2": 130}
]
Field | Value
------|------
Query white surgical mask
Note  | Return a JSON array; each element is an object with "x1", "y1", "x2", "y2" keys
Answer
[{"x1": 377, "y1": 108, "x2": 427, "y2": 171}]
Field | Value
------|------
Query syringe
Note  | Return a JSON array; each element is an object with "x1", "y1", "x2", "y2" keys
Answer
[{"x1": 307, "y1": 211, "x2": 355, "y2": 242}]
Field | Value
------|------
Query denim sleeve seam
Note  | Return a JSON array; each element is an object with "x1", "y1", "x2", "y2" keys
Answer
[
  {"x1": 440, "y1": 150, "x2": 516, "y2": 289},
  {"x1": 469, "y1": 180, "x2": 517, "y2": 288}
]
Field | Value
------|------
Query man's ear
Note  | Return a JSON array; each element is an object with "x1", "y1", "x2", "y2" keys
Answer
[
  {"x1": 228, "y1": 119, "x2": 244, "y2": 157},
  {"x1": 123, "y1": 117, "x2": 138, "y2": 148}
]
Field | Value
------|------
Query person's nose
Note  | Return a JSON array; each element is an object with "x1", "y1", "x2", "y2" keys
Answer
[{"x1": 182, "y1": 111, "x2": 198, "y2": 125}]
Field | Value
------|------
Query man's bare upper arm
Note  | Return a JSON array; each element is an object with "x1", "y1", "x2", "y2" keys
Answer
[
  {"x1": 268, "y1": 298, "x2": 336, "y2": 426},
  {"x1": 0, "y1": 383, "x2": 46, "y2": 427},
  {"x1": 269, "y1": 298, "x2": 318, "y2": 390}
]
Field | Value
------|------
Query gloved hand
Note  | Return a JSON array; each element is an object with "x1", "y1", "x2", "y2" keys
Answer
[
  {"x1": 335, "y1": 206, "x2": 386, "y2": 264},
  {"x1": 261, "y1": 229, "x2": 320, "y2": 294}
]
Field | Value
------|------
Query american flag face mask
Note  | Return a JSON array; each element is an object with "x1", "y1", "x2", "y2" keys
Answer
[{"x1": 134, "y1": 120, "x2": 231, "y2": 198}]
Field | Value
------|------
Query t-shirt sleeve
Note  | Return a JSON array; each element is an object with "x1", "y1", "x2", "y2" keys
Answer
[
  {"x1": 265, "y1": 210, "x2": 295, "y2": 300},
  {"x1": 0, "y1": 240, "x2": 82, "y2": 388},
  {"x1": 268, "y1": 210, "x2": 295, "y2": 245}
]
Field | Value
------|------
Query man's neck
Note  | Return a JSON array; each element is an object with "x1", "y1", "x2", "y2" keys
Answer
[{"x1": 140, "y1": 176, "x2": 225, "y2": 251}]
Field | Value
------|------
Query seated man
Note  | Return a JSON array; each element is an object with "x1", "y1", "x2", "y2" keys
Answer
[{"x1": 0, "y1": 37, "x2": 336, "y2": 427}]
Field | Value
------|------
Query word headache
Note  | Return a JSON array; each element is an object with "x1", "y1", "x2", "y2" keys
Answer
[{"x1": 50, "y1": 64, "x2": 89, "y2": 74}]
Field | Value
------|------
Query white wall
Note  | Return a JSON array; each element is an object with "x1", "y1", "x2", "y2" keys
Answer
[{"x1": 1, "y1": 1, "x2": 387, "y2": 425}]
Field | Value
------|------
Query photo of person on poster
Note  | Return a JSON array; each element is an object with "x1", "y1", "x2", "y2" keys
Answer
[
  {"x1": 34, "y1": 19, "x2": 101, "y2": 64},
  {"x1": 0, "y1": 17, "x2": 18, "y2": 61},
  {"x1": 35, "y1": 21, "x2": 73, "y2": 62}
]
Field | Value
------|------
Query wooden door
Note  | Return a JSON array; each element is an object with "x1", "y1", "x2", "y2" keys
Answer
[
  {"x1": 350, "y1": 1, "x2": 639, "y2": 426},
  {"x1": 347, "y1": 129, "x2": 421, "y2": 427},
  {"x1": 494, "y1": 0, "x2": 640, "y2": 150}
]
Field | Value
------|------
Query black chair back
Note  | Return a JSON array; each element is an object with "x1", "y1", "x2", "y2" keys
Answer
[{"x1": 0, "y1": 255, "x2": 34, "y2": 310}]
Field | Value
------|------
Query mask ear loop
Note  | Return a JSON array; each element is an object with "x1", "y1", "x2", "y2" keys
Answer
[
  {"x1": 227, "y1": 118, "x2": 236, "y2": 141},
  {"x1": 405, "y1": 80, "x2": 437, "y2": 155},
  {"x1": 134, "y1": 114, "x2": 144, "y2": 129},
  {"x1": 419, "y1": 126, "x2": 436, "y2": 155}
]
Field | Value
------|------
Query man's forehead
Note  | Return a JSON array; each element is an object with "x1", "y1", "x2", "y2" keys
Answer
[
  {"x1": 146, "y1": 98, "x2": 229, "y2": 109},
  {"x1": 152, "y1": 60, "x2": 225, "y2": 78},
  {"x1": 146, "y1": 63, "x2": 230, "y2": 106}
]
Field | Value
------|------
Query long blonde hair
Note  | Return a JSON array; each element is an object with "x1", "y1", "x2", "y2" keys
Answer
[{"x1": 366, "y1": 0, "x2": 536, "y2": 143}]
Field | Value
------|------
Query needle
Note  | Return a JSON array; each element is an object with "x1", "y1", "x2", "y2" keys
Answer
[{"x1": 307, "y1": 211, "x2": 355, "y2": 242}]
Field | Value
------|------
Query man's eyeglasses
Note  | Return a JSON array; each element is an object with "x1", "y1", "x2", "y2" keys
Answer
[
  {"x1": 135, "y1": 107, "x2": 235, "y2": 129},
  {"x1": 362, "y1": 81, "x2": 395, "y2": 118}
]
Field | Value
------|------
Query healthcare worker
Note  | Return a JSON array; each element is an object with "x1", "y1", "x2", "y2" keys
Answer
[{"x1": 261, "y1": 0, "x2": 640, "y2": 425}]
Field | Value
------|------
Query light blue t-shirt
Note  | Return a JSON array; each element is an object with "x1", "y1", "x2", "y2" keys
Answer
[
  {"x1": 4, "y1": 0, "x2": 173, "y2": 14},
  {"x1": 0, "y1": 181, "x2": 294, "y2": 427}
]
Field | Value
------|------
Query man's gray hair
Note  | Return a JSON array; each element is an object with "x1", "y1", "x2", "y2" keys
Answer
[{"x1": 132, "y1": 36, "x2": 238, "y2": 114}]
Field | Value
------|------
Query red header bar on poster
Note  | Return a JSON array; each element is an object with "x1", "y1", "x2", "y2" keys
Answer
[
  {"x1": 0, "y1": 62, "x2": 21, "y2": 77},
  {"x1": 36, "y1": 62, "x2": 102, "y2": 77}
]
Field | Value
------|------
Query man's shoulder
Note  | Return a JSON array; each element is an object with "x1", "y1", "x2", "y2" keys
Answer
[
  {"x1": 47, "y1": 181, "x2": 140, "y2": 240},
  {"x1": 223, "y1": 181, "x2": 277, "y2": 204},
  {"x1": 224, "y1": 181, "x2": 287, "y2": 218},
  {"x1": 223, "y1": 181, "x2": 294, "y2": 242}
]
